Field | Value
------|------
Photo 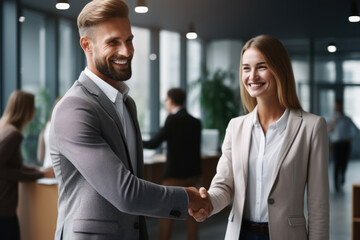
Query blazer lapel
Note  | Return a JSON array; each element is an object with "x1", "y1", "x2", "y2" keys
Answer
[
  {"x1": 270, "y1": 109, "x2": 303, "y2": 189},
  {"x1": 240, "y1": 112, "x2": 254, "y2": 187},
  {"x1": 78, "y1": 72, "x2": 134, "y2": 173},
  {"x1": 79, "y1": 73, "x2": 127, "y2": 139},
  {"x1": 125, "y1": 97, "x2": 144, "y2": 178}
]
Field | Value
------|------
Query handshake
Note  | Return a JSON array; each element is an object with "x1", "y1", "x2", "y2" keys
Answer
[{"x1": 184, "y1": 187, "x2": 213, "y2": 222}]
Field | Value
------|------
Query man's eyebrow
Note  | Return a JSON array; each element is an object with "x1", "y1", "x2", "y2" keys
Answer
[
  {"x1": 105, "y1": 34, "x2": 134, "y2": 42},
  {"x1": 105, "y1": 36, "x2": 120, "y2": 41}
]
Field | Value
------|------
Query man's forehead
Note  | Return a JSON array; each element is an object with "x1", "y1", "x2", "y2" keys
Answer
[{"x1": 92, "y1": 18, "x2": 132, "y2": 37}]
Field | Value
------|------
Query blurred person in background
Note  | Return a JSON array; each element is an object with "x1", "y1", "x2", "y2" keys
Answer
[
  {"x1": 0, "y1": 90, "x2": 54, "y2": 240},
  {"x1": 327, "y1": 99, "x2": 359, "y2": 192},
  {"x1": 143, "y1": 88, "x2": 202, "y2": 240}
]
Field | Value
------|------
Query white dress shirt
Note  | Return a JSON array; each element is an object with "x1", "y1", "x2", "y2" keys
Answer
[
  {"x1": 243, "y1": 106, "x2": 289, "y2": 222},
  {"x1": 82, "y1": 68, "x2": 137, "y2": 174},
  {"x1": 171, "y1": 106, "x2": 181, "y2": 115}
]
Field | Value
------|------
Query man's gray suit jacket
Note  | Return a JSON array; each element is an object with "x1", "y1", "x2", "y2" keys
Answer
[{"x1": 50, "y1": 72, "x2": 189, "y2": 240}]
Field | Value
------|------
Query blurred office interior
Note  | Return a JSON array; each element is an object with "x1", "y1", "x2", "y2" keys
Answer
[{"x1": 1, "y1": 0, "x2": 360, "y2": 239}]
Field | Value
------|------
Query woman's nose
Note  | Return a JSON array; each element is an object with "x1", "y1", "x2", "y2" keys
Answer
[{"x1": 249, "y1": 69, "x2": 257, "y2": 80}]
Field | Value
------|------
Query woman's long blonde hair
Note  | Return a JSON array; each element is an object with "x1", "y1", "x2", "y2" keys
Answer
[
  {"x1": 240, "y1": 35, "x2": 302, "y2": 113},
  {"x1": 0, "y1": 90, "x2": 35, "y2": 130}
]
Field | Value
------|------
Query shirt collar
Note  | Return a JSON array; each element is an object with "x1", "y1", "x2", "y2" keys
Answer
[
  {"x1": 275, "y1": 108, "x2": 289, "y2": 133},
  {"x1": 171, "y1": 107, "x2": 182, "y2": 114},
  {"x1": 253, "y1": 106, "x2": 261, "y2": 127},
  {"x1": 84, "y1": 67, "x2": 129, "y2": 103},
  {"x1": 253, "y1": 106, "x2": 289, "y2": 133}
]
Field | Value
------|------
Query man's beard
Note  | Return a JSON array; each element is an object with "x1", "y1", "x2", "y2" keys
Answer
[{"x1": 95, "y1": 54, "x2": 132, "y2": 82}]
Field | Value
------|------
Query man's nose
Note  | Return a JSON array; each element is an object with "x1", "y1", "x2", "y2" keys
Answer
[{"x1": 118, "y1": 44, "x2": 131, "y2": 57}]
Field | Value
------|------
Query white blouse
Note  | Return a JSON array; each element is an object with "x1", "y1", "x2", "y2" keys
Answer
[{"x1": 243, "y1": 107, "x2": 289, "y2": 222}]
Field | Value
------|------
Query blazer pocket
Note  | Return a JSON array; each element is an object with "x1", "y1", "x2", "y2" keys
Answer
[
  {"x1": 288, "y1": 216, "x2": 306, "y2": 227},
  {"x1": 73, "y1": 219, "x2": 118, "y2": 234}
]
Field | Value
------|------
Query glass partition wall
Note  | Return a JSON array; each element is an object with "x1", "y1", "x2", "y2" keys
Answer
[
  {"x1": 159, "y1": 30, "x2": 181, "y2": 125},
  {"x1": 20, "y1": 9, "x2": 53, "y2": 163},
  {"x1": 11, "y1": 5, "x2": 360, "y2": 164}
]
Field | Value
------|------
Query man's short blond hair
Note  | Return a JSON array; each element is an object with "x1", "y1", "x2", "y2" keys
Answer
[{"x1": 77, "y1": 0, "x2": 129, "y2": 38}]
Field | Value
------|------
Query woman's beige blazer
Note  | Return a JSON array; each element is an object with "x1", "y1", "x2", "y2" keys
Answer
[{"x1": 208, "y1": 109, "x2": 329, "y2": 240}]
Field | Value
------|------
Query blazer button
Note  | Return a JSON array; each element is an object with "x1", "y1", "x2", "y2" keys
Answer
[
  {"x1": 169, "y1": 209, "x2": 181, "y2": 217},
  {"x1": 134, "y1": 222, "x2": 140, "y2": 229},
  {"x1": 268, "y1": 198, "x2": 275, "y2": 204}
]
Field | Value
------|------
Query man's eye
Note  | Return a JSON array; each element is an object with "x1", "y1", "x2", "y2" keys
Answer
[{"x1": 109, "y1": 40, "x2": 118, "y2": 45}]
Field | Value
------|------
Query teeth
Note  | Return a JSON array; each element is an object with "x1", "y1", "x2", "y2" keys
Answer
[
  {"x1": 250, "y1": 83, "x2": 262, "y2": 87},
  {"x1": 113, "y1": 60, "x2": 127, "y2": 64}
]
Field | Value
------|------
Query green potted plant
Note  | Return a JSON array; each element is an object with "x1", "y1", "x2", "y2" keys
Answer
[{"x1": 190, "y1": 66, "x2": 241, "y2": 144}]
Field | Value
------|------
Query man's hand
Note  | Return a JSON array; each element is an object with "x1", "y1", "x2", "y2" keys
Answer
[
  {"x1": 42, "y1": 168, "x2": 55, "y2": 178},
  {"x1": 184, "y1": 187, "x2": 213, "y2": 222}
]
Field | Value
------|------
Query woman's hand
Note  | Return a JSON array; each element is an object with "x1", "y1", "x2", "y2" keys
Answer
[{"x1": 188, "y1": 187, "x2": 213, "y2": 222}]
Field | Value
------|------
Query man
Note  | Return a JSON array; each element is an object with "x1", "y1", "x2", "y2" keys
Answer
[
  {"x1": 143, "y1": 88, "x2": 202, "y2": 240},
  {"x1": 327, "y1": 99, "x2": 359, "y2": 191},
  {"x1": 49, "y1": 0, "x2": 212, "y2": 239}
]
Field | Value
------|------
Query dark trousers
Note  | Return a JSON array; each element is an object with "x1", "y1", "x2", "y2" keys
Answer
[
  {"x1": 0, "y1": 216, "x2": 20, "y2": 240},
  {"x1": 239, "y1": 220, "x2": 270, "y2": 240},
  {"x1": 333, "y1": 140, "x2": 351, "y2": 191}
]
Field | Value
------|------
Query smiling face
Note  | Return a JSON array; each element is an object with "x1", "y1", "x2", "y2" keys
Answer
[
  {"x1": 241, "y1": 47, "x2": 278, "y2": 102},
  {"x1": 81, "y1": 17, "x2": 134, "y2": 87}
]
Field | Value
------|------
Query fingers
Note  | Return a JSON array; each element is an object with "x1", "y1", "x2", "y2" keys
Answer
[
  {"x1": 199, "y1": 187, "x2": 208, "y2": 199},
  {"x1": 191, "y1": 208, "x2": 208, "y2": 222},
  {"x1": 185, "y1": 187, "x2": 213, "y2": 222},
  {"x1": 185, "y1": 187, "x2": 204, "y2": 211},
  {"x1": 188, "y1": 208, "x2": 195, "y2": 216}
]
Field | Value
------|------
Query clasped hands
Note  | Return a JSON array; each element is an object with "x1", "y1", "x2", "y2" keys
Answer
[{"x1": 184, "y1": 187, "x2": 213, "y2": 222}]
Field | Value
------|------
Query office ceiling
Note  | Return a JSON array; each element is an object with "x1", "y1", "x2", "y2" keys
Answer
[{"x1": 21, "y1": 0, "x2": 360, "y2": 41}]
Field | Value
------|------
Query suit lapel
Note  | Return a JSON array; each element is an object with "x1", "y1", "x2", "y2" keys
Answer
[
  {"x1": 125, "y1": 97, "x2": 144, "y2": 178},
  {"x1": 270, "y1": 109, "x2": 303, "y2": 189},
  {"x1": 240, "y1": 112, "x2": 254, "y2": 187},
  {"x1": 78, "y1": 72, "x2": 134, "y2": 173}
]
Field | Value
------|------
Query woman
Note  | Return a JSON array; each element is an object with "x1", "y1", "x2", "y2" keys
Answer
[
  {"x1": 0, "y1": 90, "x2": 54, "y2": 240},
  {"x1": 191, "y1": 35, "x2": 329, "y2": 240}
]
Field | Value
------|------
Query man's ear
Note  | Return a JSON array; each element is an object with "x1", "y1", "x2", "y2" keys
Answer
[{"x1": 80, "y1": 36, "x2": 92, "y2": 53}]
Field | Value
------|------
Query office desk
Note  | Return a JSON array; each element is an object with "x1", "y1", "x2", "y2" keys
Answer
[
  {"x1": 17, "y1": 180, "x2": 58, "y2": 240},
  {"x1": 144, "y1": 154, "x2": 220, "y2": 188}
]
